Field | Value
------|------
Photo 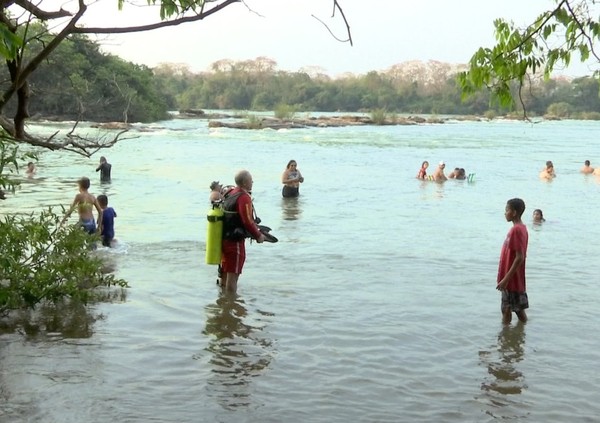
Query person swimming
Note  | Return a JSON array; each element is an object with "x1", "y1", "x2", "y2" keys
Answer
[{"x1": 533, "y1": 209, "x2": 545, "y2": 224}]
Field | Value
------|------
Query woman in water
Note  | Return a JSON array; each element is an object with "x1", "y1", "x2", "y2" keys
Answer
[
  {"x1": 416, "y1": 161, "x2": 429, "y2": 179},
  {"x1": 533, "y1": 209, "x2": 545, "y2": 224},
  {"x1": 62, "y1": 177, "x2": 103, "y2": 234},
  {"x1": 281, "y1": 159, "x2": 304, "y2": 198}
]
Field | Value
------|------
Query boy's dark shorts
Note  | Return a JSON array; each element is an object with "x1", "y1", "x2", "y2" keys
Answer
[{"x1": 501, "y1": 291, "x2": 529, "y2": 313}]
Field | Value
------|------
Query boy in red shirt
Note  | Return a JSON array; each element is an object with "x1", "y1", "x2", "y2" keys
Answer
[{"x1": 496, "y1": 198, "x2": 529, "y2": 324}]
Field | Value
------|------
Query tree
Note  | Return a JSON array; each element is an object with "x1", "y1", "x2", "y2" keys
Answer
[
  {"x1": 459, "y1": 0, "x2": 600, "y2": 113},
  {"x1": 0, "y1": 0, "x2": 352, "y2": 150}
]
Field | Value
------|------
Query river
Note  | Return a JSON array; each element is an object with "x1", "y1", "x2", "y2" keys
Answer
[{"x1": 1, "y1": 116, "x2": 600, "y2": 422}]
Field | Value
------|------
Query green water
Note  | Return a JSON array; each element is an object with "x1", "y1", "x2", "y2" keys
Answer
[{"x1": 1, "y1": 117, "x2": 599, "y2": 422}]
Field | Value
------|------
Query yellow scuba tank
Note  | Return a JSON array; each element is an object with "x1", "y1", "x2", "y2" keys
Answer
[{"x1": 205, "y1": 203, "x2": 224, "y2": 264}]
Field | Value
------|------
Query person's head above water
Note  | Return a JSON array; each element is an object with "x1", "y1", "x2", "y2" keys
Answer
[{"x1": 533, "y1": 209, "x2": 545, "y2": 222}]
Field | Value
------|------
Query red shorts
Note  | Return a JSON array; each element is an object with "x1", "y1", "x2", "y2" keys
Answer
[{"x1": 221, "y1": 239, "x2": 246, "y2": 274}]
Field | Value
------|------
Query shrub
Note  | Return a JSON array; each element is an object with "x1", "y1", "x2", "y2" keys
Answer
[
  {"x1": 0, "y1": 208, "x2": 128, "y2": 317},
  {"x1": 370, "y1": 108, "x2": 388, "y2": 125},
  {"x1": 274, "y1": 103, "x2": 296, "y2": 120},
  {"x1": 245, "y1": 113, "x2": 263, "y2": 129},
  {"x1": 546, "y1": 102, "x2": 573, "y2": 118}
]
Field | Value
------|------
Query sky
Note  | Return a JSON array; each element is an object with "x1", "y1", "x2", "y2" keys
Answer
[{"x1": 69, "y1": 0, "x2": 596, "y2": 77}]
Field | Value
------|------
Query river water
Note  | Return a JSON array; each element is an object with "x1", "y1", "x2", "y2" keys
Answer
[{"x1": 1, "y1": 116, "x2": 600, "y2": 422}]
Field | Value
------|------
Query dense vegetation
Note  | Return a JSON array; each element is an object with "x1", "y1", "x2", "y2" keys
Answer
[
  {"x1": 155, "y1": 58, "x2": 600, "y2": 118},
  {"x1": 14, "y1": 43, "x2": 600, "y2": 122},
  {"x1": 0, "y1": 26, "x2": 169, "y2": 124}
]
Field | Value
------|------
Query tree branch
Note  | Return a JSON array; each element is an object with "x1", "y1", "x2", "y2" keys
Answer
[
  {"x1": 12, "y1": 0, "x2": 71, "y2": 19},
  {"x1": 311, "y1": 0, "x2": 353, "y2": 46},
  {"x1": 72, "y1": 0, "x2": 240, "y2": 34}
]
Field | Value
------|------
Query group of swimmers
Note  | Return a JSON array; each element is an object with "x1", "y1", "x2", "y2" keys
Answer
[
  {"x1": 539, "y1": 159, "x2": 600, "y2": 179},
  {"x1": 416, "y1": 160, "x2": 469, "y2": 182},
  {"x1": 60, "y1": 156, "x2": 117, "y2": 247}
]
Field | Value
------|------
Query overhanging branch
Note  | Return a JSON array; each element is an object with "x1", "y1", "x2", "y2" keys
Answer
[{"x1": 72, "y1": 0, "x2": 240, "y2": 34}]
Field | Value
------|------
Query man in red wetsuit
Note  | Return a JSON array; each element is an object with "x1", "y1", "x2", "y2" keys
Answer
[{"x1": 220, "y1": 170, "x2": 265, "y2": 293}]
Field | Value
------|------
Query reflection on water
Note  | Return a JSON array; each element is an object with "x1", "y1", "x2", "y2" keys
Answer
[
  {"x1": 0, "y1": 289, "x2": 126, "y2": 339},
  {"x1": 478, "y1": 323, "x2": 527, "y2": 418},
  {"x1": 281, "y1": 196, "x2": 302, "y2": 221},
  {"x1": 202, "y1": 296, "x2": 275, "y2": 410}
]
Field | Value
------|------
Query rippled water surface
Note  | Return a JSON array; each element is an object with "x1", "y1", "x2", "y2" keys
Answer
[{"x1": 1, "y1": 117, "x2": 600, "y2": 422}]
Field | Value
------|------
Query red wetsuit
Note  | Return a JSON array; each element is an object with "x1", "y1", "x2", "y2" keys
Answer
[{"x1": 221, "y1": 188, "x2": 262, "y2": 274}]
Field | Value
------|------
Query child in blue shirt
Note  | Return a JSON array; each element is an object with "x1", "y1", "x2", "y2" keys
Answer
[{"x1": 97, "y1": 194, "x2": 117, "y2": 247}]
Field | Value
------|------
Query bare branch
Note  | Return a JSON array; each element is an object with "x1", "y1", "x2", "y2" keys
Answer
[
  {"x1": 311, "y1": 0, "x2": 353, "y2": 46},
  {"x1": 72, "y1": 0, "x2": 240, "y2": 34},
  {"x1": 12, "y1": 0, "x2": 71, "y2": 19}
]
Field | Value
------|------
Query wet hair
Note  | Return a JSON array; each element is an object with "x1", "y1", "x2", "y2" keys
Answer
[
  {"x1": 78, "y1": 177, "x2": 91, "y2": 190},
  {"x1": 546, "y1": 160, "x2": 553, "y2": 168},
  {"x1": 97, "y1": 194, "x2": 108, "y2": 207},
  {"x1": 421, "y1": 161, "x2": 429, "y2": 167},
  {"x1": 533, "y1": 208, "x2": 545, "y2": 221},
  {"x1": 506, "y1": 198, "x2": 526, "y2": 217},
  {"x1": 210, "y1": 181, "x2": 220, "y2": 190},
  {"x1": 585, "y1": 160, "x2": 591, "y2": 166},
  {"x1": 286, "y1": 160, "x2": 297, "y2": 169}
]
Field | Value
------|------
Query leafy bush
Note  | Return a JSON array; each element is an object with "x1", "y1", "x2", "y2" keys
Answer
[
  {"x1": 245, "y1": 113, "x2": 263, "y2": 129},
  {"x1": 274, "y1": 103, "x2": 296, "y2": 120},
  {"x1": 573, "y1": 111, "x2": 600, "y2": 120},
  {"x1": 546, "y1": 102, "x2": 573, "y2": 118},
  {"x1": 370, "y1": 108, "x2": 388, "y2": 125},
  {"x1": 484, "y1": 110, "x2": 497, "y2": 120},
  {"x1": 0, "y1": 208, "x2": 128, "y2": 317}
]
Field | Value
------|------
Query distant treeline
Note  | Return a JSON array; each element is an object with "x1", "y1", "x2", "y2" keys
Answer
[
  {"x1": 156, "y1": 58, "x2": 600, "y2": 119},
  {"x1": 4, "y1": 31, "x2": 600, "y2": 123}
]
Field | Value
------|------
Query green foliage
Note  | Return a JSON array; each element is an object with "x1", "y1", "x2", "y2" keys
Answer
[
  {"x1": 546, "y1": 101, "x2": 573, "y2": 118},
  {"x1": 484, "y1": 109, "x2": 497, "y2": 120},
  {"x1": 459, "y1": 1, "x2": 600, "y2": 109},
  {"x1": 0, "y1": 207, "x2": 128, "y2": 316},
  {"x1": 0, "y1": 136, "x2": 36, "y2": 193},
  {"x1": 0, "y1": 25, "x2": 169, "y2": 123},
  {"x1": 0, "y1": 22, "x2": 23, "y2": 60},
  {"x1": 574, "y1": 111, "x2": 600, "y2": 120},
  {"x1": 154, "y1": 57, "x2": 599, "y2": 117},
  {"x1": 245, "y1": 114, "x2": 262, "y2": 129},
  {"x1": 274, "y1": 103, "x2": 296, "y2": 120},
  {"x1": 370, "y1": 108, "x2": 388, "y2": 125}
]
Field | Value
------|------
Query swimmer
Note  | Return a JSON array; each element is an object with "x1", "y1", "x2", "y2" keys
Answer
[
  {"x1": 416, "y1": 161, "x2": 429, "y2": 179},
  {"x1": 533, "y1": 209, "x2": 545, "y2": 224},
  {"x1": 539, "y1": 161, "x2": 556, "y2": 180},
  {"x1": 432, "y1": 161, "x2": 447, "y2": 182},
  {"x1": 581, "y1": 160, "x2": 594, "y2": 174}
]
